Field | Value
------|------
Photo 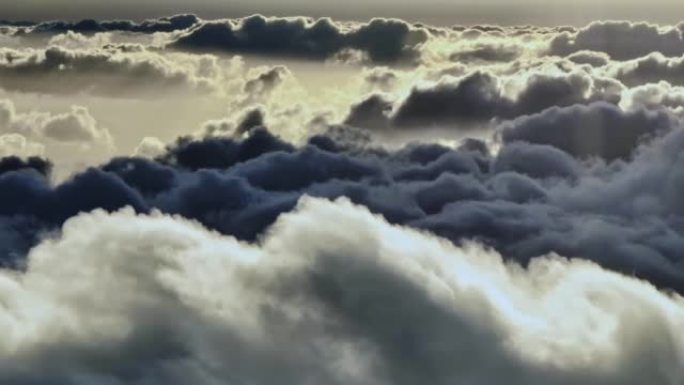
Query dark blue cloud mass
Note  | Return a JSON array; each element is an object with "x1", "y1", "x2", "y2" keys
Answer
[{"x1": 0, "y1": 109, "x2": 683, "y2": 293}]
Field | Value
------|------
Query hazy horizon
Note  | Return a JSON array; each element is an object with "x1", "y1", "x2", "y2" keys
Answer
[{"x1": 4, "y1": 1, "x2": 684, "y2": 26}]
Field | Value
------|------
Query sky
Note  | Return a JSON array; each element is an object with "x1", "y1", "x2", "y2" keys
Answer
[
  {"x1": 4, "y1": 0, "x2": 684, "y2": 25},
  {"x1": 2, "y1": 1, "x2": 684, "y2": 384}
]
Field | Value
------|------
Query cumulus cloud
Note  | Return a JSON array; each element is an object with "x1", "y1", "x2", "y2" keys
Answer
[
  {"x1": 449, "y1": 43, "x2": 521, "y2": 63},
  {"x1": 0, "y1": 155, "x2": 51, "y2": 176},
  {"x1": 610, "y1": 53, "x2": 684, "y2": 87},
  {"x1": 345, "y1": 70, "x2": 624, "y2": 130},
  {"x1": 549, "y1": 20, "x2": 684, "y2": 60},
  {"x1": 0, "y1": 123, "x2": 681, "y2": 294},
  {"x1": 134, "y1": 136, "x2": 166, "y2": 158},
  {"x1": 566, "y1": 50, "x2": 611, "y2": 66},
  {"x1": 41, "y1": 106, "x2": 112, "y2": 144},
  {"x1": 0, "y1": 45, "x2": 221, "y2": 96},
  {"x1": 390, "y1": 71, "x2": 506, "y2": 127},
  {"x1": 499, "y1": 102, "x2": 675, "y2": 160},
  {"x1": 620, "y1": 81, "x2": 684, "y2": 113},
  {"x1": 239, "y1": 65, "x2": 291, "y2": 107},
  {"x1": 0, "y1": 197, "x2": 682, "y2": 384},
  {"x1": 46, "y1": 30, "x2": 113, "y2": 49},
  {"x1": 0, "y1": 99, "x2": 112, "y2": 150},
  {"x1": 170, "y1": 15, "x2": 429, "y2": 64},
  {"x1": 344, "y1": 94, "x2": 394, "y2": 129},
  {"x1": 27, "y1": 14, "x2": 202, "y2": 34},
  {"x1": 0, "y1": 133, "x2": 44, "y2": 157}
]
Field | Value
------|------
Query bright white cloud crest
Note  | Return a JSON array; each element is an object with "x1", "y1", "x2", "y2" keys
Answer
[{"x1": 0, "y1": 197, "x2": 682, "y2": 384}]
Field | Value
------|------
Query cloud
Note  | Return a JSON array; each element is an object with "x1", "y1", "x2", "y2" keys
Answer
[
  {"x1": 493, "y1": 142, "x2": 582, "y2": 180},
  {"x1": 134, "y1": 136, "x2": 166, "y2": 158},
  {"x1": 344, "y1": 94, "x2": 393, "y2": 129},
  {"x1": 203, "y1": 107, "x2": 268, "y2": 137},
  {"x1": 390, "y1": 71, "x2": 506, "y2": 127},
  {"x1": 566, "y1": 50, "x2": 611, "y2": 66},
  {"x1": 549, "y1": 21, "x2": 684, "y2": 60},
  {"x1": 0, "y1": 99, "x2": 115, "y2": 177},
  {"x1": 46, "y1": 30, "x2": 113, "y2": 49},
  {"x1": 170, "y1": 15, "x2": 429, "y2": 64},
  {"x1": 0, "y1": 99, "x2": 112, "y2": 143},
  {"x1": 0, "y1": 134, "x2": 45, "y2": 158},
  {"x1": 499, "y1": 102, "x2": 675, "y2": 160},
  {"x1": 0, "y1": 197, "x2": 682, "y2": 384},
  {"x1": 0, "y1": 122, "x2": 682, "y2": 294},
  {"x1": 158, "y1": 127, "x2": 294, "y2": 170},
  {"x1": 620, "y1": 81, "x2": 684, "y2": 113},
  {"x1": 0, "y1": 45, "x2": 220, "y2": 96},
  {"x1": 0, "y1": 155, "x2": 51, "y2": 176},
  {"x1": 2, "y1": 17, "x2": 684, "y2": 381},
  {"x1": 239, "y1": 65, "x2": 291, "y2": 107},
  {"x1": 610, "y1": 53, "x2": 684, "y2": 87},
  {"x1": 41, "y1": 106, "x2": 112, "y2": 144},
  {"x1": 449, "y1": 43, "x2": 521, "y2": 63},
  {"x1": 345, "y1": 70, "x2": 624, "y2": 130},
  {"x1": 28, "y1": 14, "x2": 201, "y2": 34},
  {"x1": 362, "y1": 67, "x2": 399, "y2": 92}
]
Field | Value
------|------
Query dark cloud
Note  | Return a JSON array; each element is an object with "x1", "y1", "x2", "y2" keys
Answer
[
  {"x1": 550, "y1": 21, "x2": 684, "y2": 60},
  {"x1": 0, "y1": 20, "x2": 34, "y2": 27},
  {"x1": 235, "y1": 108, "x2": 266, "y2": 135},
  {"x1": 614, "y1": 53, "x2": 684, "y2": 87},
  {"x1": 0, "y1": 120, "x2": 683, "y2": 294},
  {"x1": 500, "y1": 102, "x2": 675, "y2": 160},
  {"x1": 170, "y1": 15, "x2": 428, "y2": 64},
  {"x1": 0, "y1": 156, "x2": 51, "y2": 177},
  {"x1": 26, "y1": 14, "x2": 201, "y2": 34},
  {"x1": 158, "y1": 127, "x2": 294, "y2": 170},
  {"x1": 204, "y1": 108, "x2": 268, "y2": 136},
  {"x1": 512, "y1": 71, "x2": 610, "y2": 115},
  {"x1": 492, "y1": 142, "x2": 582, "y2": 180},
  {"x1": 240, "y1": 65, "x2": 289, "y2": 105},
  {"x1": 346, "y1": 71, "x2": 623, "y2": 130},
  {"x1": 390, "y1": 71, "x2": 505, "y2": 127}
]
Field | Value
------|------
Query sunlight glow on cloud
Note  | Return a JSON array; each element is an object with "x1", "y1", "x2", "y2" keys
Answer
[{"x1": 0, "y1": 197, "x2": 682, "y2": 384}]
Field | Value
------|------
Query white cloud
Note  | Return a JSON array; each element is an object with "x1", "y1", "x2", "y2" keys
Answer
[
  {"x1": 47, "y1": 31, "x2": 113, "y2": 49},
  {"x1": 0, "y1": 196, "x2": 682, "y2": 384},
  {"x1": 0, "y1": 133, "x2": 45, "y2": 157},
  {"x1": 0, "y1": 99, "x2": 114, "y2": 164},
  {"x1": 133, "y1": 136, "x2": 165, "y2": 158}
]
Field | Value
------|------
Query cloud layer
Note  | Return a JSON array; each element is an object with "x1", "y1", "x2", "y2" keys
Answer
[
  {"x1": 0, "y1": 117, "x2": 682, "y2": 294},
  {"x1": 2, "y1": 12, "x2": 684, "y2": 383},
  {"x1": 0, "y1": 197, "x2": 683, "y2": 384}
]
